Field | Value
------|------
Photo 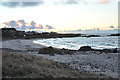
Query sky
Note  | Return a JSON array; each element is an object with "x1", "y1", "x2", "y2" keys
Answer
[{"x1": 0, "y1": 0, "x2": 119, "y2": 32}]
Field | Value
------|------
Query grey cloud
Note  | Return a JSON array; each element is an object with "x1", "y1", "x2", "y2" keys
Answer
[
  {"x1": 1, "y1": 1, "x2": 44, "y2": 8},
  {"x1": 10, "y1": 20, "x2": 18, "y2": 28},
  {"x1": 3, "y1": 20, "x2": 56, "y2": 30},
  {"x1": 29, "y1": 21, "x2": 37, "y2": 29},
  {"x1": 20, "y1": 2, "x2": 43, "y2": 7},
  {"x1": 2, "y1": 2, "x2": 20, "y2": 7},
  {"x1": 18, "y1": 20, "x2": 26, "y2": 25},
  {"x1": 21, "y1": 25, "x2": 27, "y2": 30},
  {"x1": 65, "y1": 0, "x2": 79, "y2": 4},
  {"x1": 46, "y1": 25, "x2": 54, "y2": 29},
  {"x1": 37, "y1": 24, "x2": 43, "y2": 29},
  {"x1": 109, "y1": 26, "x2": 115, "y2": 28}
]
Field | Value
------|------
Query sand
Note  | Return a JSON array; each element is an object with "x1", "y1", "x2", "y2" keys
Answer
[
  {"x1": 1, "y1": 39, "x2": 119, "y2": 78},
  {"x1": 1, "y1": 39, "x2": 46, "y2": 50}
]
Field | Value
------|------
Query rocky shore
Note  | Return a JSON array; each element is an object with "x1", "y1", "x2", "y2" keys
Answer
[
  {"x1": 1, "y1": 39, "x2": 119, "y2": 78},
  {"x1": 1, "y1": 28, "x2": 82, "y2": 40},
  {"x1": 3, "y1": 50, "x2": 112, "y2": 78},
  {"x1": 1, "y1": 28, "x2": 119, "y2": 41}
]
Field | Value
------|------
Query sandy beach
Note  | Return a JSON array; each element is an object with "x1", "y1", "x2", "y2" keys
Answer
[
  {"x1": 1, "y1": 39, "x2": 119, "y2": 78},
  {"x1": 1, "y1": 39, "x2": 46, "y2": 51}
]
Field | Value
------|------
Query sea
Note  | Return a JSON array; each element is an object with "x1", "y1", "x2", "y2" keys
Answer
[{"x1": 33, "y1": 30, "x2": 119, "y2": 50}]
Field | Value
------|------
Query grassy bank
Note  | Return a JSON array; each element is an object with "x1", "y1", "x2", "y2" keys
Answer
[{"x1": 2, "y1": 51, "x2": 110, "y2": 78}]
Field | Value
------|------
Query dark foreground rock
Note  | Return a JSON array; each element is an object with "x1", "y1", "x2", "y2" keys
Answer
[
  {"x1": 38, "y1": 46, "x2": 73, "y2": 55},
  {"x1": 38, "y1": 46, "x2": 118, "y2": 56},
  {"x1": 79, "y1": 46, "x2": 93, "y2": 51},
  {"x1": 103, "y1": 48, "x2": 118, "y2": 53},
  {"x1": 78, "y1": 46, "x2": 118, "y2": 53}
]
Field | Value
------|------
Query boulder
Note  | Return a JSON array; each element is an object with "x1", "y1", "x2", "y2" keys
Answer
[
  {"x1": 87, "y1": 35, "x2": 101, "y2": 37},
  {"x1": 79, "y1": 46, "x2": 93, "y2": 51},
  {"x1": 38, "y1": 46, "x2": 56, "y2": 55},
  {"x1": 38, "y1": 46, "x2": 73, "y2": 55},
  {"x1": 103, "y1": 48, "x2": 118, "y2": 53}
]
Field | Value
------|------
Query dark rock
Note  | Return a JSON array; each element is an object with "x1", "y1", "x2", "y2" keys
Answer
[
  {"x1": 38, "y1": 46, "x2": 73, "y2": 55},
  {"x1": 62, "y1": 48, "x2": 66, "y2": 50},
  {"x1": 38, "y1": 46, "x2": 55, "y2": 55},
  {"x1": 103, "y1": 48, "x2": 118, "y2": 53},
  {"x1": 1, "y1": 28, "x2": 83, "y2": 39},
  {"x1": 1, "y1": 28, "x2": 25, "y2": 39},
  {"x1": 109, "y1": 33, "x2": 120, "y2": 36},
  {"x1": 112, "y1": 48, "x2": 118, "y2": 53},
  {"x1": 82, "y1": 35, "x2": 101, "y2": 37},
  {"x1": 79, "y1": 46, "x2": 93, "y2": 51}
]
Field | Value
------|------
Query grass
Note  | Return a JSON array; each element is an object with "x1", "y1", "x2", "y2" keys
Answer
[{"x1": 2, "y1": 50, "x2": 110, "y2": 78}]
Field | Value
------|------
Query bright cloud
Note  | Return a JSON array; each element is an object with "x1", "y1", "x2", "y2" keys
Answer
[{"x1": 2, "y1": 20, "x2": 55, "y2": 30}]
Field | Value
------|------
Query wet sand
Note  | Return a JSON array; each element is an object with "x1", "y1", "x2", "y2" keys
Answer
[{"x1": 1, "y1": 39, "x2": 46, "y2": 51}]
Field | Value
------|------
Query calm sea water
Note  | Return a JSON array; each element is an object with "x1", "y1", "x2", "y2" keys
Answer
[{"x1": 33, "y1": 36, "x2": 118, "y2": 50}]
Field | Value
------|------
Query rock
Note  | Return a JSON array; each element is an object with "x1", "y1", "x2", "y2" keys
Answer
[
  {"x1": 38, "y1": 46, "x2": 73, "y2": 55},
  {"x1": 103, "y1": 48, "x2": 118, "y2": 53},
  {"x1": 109, "y1": 33, "x2": 120, "y2": 36},
  {"x1": 86, "y1": 35, "x2": 101, "y2": 37},
  {"x1": 82, "y1": 35, "x2": 101, "y2": 37},
  {"x1": 38, "y1": 46, "x2": 55, "y2": 55},
  {"x1": 111, "y1": 48, "x2": 118, "y2": 53},
  {"x1": 79, "y1": 46, "x2": 93, "y2": 51}
]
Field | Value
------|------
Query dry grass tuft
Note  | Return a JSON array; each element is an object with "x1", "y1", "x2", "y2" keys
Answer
[{"x1": 2, "y1": 51, "x2": 110, "y2": 78}]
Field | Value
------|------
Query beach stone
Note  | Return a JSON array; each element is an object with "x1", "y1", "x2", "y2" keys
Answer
[
  {"x1": 38, "y1": 46, "x2": 72, "y2": 55},
  {"x1": 79, "y1": 46, "x2": 93, "y2": 51},
  {"x1": 111, "y1": 48, "x2": 118, "y2": 53},
  {"x1": 38, "y1": 46, "x2": 55, "y2": 55},
  {"x1": 103, "y1": 48, "x2": 118, "y2": 53}
]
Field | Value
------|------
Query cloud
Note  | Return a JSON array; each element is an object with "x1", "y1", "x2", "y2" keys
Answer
[
  {"x1": 2, "y1": 20, "x2": 27, "y2": 30},
  {"x1": 0, "y1": 0, "x2": 113, "y2": 7},
  {"x1": 2, "y1": 20, "x2": 55, "y2": 30},
  {"x1": 1, "y1": 1, "x2": 44, "y2": 8},
  {"x1": 18, "y1": 20, "x2": 26, "y2": 25},
  {"x1": 29, "y1": 21, "x2": 37, "y2": 29},
  {"x1": 65, "y1": 0, "x2": 79, "y2": 4},
  {"x1": 21, "y1": 25, "x2": 27, "y2": 30},
  {"x1": 46, "y1": 25, "x2": 54, "y2": 29},
  {"x1": 109, "y1": 26, "x2": 115, "y2": 28},
  {"x1": 37, "y1": 24, "x2": 43, "y2": 29},
  {"x1": 2, "y1": 22, "x2": 10, "y2": 27},
  {"x1": 3, "y1": 20, "x2": 21, "y2": 29},
  {"x1": 57, "y1": 0, "x2": 113, "y2": 5},
  {"x1": 98, "y1": 0, "x2": 111, "y2": 4},
  {"x1": 9, "y1": 20, "x2": 18, "y2": 28}
]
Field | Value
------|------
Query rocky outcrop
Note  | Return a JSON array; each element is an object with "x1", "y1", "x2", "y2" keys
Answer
[
  {"x1": 1, "y1": 28, "x2": 82, "y2": 40},
  {"x1": 1, "y1": 28, "x2": 25, "y2": 39},
  {"x1": 38, "y1": 46, "x2": 56, "y2": 55},
  {"x1": 79, "y1": 46, "x2": 93, "y2": 51},
  {"x1": 78, "y1": 46, "x2": 118, "y2": 53},
  {"x1": 82, "y1": 35, "x2": 101, "y2": 37},
  {"x1": 38, "y1": 46, "x2": 72, "y2": 55},
  {"x1": 108, "y1": 33, "x2": 120, "y2": 36},
  {"x1": 103, "y1": 48, "x2": 118, "y2": 53},
  {"x1": 38, "y1": 46, "x2": 118, "y2": 55}
]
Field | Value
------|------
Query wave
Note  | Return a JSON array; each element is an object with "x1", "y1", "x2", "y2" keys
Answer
[{"x1": 33, "y1": 36, "x2": 118, "y2": 50}]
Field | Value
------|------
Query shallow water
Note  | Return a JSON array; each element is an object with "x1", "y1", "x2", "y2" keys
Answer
[{"x1": 33, "y1": 36, "x2": 118, "y2": 50}]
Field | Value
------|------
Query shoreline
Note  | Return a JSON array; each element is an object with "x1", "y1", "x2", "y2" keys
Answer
[
  {"x1": 1, "y1": 39, "x2": 46, "y2": 51},
  {"x1": 1, "y1": 39, "x2": 119, "y2": 78},
  {"x1": 1, "y1": 38, "x2": 118, "y2": 53},
  {"x1": 2, "y1": 50, "x2": 111, "y2": 78}
]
